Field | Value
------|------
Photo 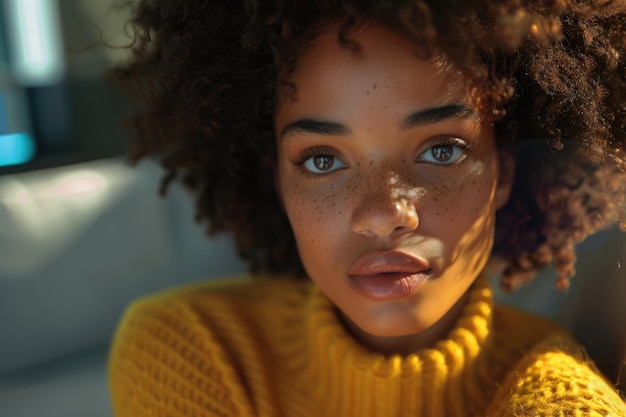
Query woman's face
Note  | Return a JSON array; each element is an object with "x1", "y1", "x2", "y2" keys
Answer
[{"x1": 274, "y1": 23, "x2": 512, "y2": 351}]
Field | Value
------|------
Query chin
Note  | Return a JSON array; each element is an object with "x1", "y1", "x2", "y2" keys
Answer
[{"x1": 353, "y1": 313, "x2": 434, "y2": 338}]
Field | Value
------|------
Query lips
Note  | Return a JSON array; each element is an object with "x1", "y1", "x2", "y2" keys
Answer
[
  {"x1": 348, "y1": 251, "x2": 430, "y2": 275},
  {"x1": 347, "y1": 251, "x2": 432, "y2": 300}
]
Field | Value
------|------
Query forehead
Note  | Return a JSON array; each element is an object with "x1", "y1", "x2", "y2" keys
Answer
[{"x1": 276, "y1": 22, "x2": 472, "y2": 121}]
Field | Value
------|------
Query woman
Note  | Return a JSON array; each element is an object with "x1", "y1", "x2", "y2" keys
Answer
[{"x1": 109, "y1": 1, "x2": 626, "y2": 415}]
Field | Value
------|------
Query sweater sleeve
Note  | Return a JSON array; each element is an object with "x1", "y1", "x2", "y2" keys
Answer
[
  {"x1": 108, "y1": 297, "x2": 254, "y2": 417},
  {"x1": 487, "y1": 332, "x2": 626, "y2": 417}
]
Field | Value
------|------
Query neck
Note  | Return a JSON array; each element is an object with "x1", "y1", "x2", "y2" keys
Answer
[
  {"x1": 339, "y1": 289, "x2": 471, "y2": 355},
  {"x1": 295, "y1": 277, "x2": 497, "y2": 416}
]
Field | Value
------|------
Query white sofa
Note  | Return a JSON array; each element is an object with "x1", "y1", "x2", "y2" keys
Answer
[{"x1": 0, "y1": 158, "x2": 246, "y2": 417}]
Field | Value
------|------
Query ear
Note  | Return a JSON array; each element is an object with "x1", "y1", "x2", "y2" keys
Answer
[{"x1": 494, "y1": 150, "x2": 515, "y2": 210}]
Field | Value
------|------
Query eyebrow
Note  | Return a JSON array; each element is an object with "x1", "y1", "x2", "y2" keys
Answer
[
  {"x1": 279, "y1": 103, "x2": 476, "y2": 142},
  {"x1": 280, "y1": 119, "x2": 351, "y2": 142},
  {"x1": 401, "y1": 104, "x2": 477, "y2": 130}
]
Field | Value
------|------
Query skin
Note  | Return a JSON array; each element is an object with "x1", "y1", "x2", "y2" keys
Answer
[{"x1": 275, "y1": 22, "x2": 514, "y2": 355}]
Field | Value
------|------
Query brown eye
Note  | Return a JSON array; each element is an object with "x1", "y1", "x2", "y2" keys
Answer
[
  {"x1": 314, "y1": 156, "x2": 333, "y2": 170},
  {"x1": 417, "y1": 139, "x2": 470, "y2": 165},
  {"x1": 302, "y1": 153, "x2": 347, "y2": 174},
  {"x1": 431, "y1": 145, "x2": 455, "y2": 162}
]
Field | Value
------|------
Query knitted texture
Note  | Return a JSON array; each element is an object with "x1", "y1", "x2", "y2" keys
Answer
[{"x1": 108, "y1": 276, "x2": 626, "y2": 416}]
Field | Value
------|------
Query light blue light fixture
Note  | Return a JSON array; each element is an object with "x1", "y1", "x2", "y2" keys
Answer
[
  {"x1": 0, "y1": 133, "x2": 35, "y2": 167},
  {"x1": 0, "y1": 92, "x2": 35, "y2": 168}
]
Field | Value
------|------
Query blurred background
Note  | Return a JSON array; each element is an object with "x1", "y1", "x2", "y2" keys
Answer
[
  {"x1": 0, "y1": 1, "x2": 247, "y2": 416},
  {"x1": 0, "y1": 1, "x2": 624, "y2": 416}
]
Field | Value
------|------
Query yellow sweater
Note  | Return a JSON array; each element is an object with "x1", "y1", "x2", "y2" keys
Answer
[{"x1": 108, "y1": 276, "x2": 626, "y2": 416}]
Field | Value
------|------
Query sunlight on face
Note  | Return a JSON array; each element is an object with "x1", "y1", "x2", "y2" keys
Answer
[{"x1": 274, "y1": 22, "x2": 512, "y2": 353}]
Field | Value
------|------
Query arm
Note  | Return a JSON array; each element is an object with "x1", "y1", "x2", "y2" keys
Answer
[{"x1": 487, "y1": 333, "x2": 626, "y2": 417}]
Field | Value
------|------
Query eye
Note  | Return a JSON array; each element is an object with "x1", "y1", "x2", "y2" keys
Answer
[
  {"x1": 418, "y1": 138, "x2": 471, "y2": 165},
  {"x1": 302, "y1": 154, "x2": 347, "y2": 174}
]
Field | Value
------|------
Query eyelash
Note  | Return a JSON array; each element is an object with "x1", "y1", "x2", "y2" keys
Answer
[
  {"x1": 417, "y1": 137, "x2": 473, "y2": 166},
  {"x1": 293, "y1": 146, "x2": 337, "y2": 165},
  {"x1": 292, "y1": 146, "x2": 341, "y2": 179},
  {"x1": 291, "y1": 136, "x2": 473, "y2": 176}
]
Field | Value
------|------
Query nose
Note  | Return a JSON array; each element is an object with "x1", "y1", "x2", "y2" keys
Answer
[{"x1": 351, "y1": 177, "x2": 419, "y2": 239}]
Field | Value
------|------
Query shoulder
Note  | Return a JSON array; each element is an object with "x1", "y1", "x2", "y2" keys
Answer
[
  {"x1": 110, "y1": 274, "x2": 309, "y2": 352},
  {"x1": 108, "y1": 274, "x2": 311, "y2": 417},
  {"x1": 114, "y1": 274, "x2": 311, "y2": 337},
  {"x1": 487, "y1": 307, "x2": 626, "y2": 416}
]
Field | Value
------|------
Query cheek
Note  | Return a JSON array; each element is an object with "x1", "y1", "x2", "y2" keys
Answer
[
  {"x1": 429, "y1": 161, "x2": 498, "y2": 232},
  {"x1": 423, "y1": 164, "x2": 498, "y2": 278},
  {"x1": 281, "y1": 183, "x2": 347, "y2": 256}
]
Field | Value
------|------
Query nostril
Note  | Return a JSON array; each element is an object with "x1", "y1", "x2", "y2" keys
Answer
[
  {"x1": 351, "y1": 197, "x2": 419, "y2": 238},
  {"x1": 394, "y1": 211, "x2": 419, "y2": 233}
]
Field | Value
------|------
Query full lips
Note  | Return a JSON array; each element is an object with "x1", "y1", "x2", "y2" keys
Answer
[
  {"x1": 348, "y1": 271, "x2": 432, "y2": 300},
  {"x1": 347, "y1": 251, "x2": 432, "y2": 300}
]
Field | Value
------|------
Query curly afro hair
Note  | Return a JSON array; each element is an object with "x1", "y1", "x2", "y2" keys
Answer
[{"x1": 113, "y1": 0, "x2": 626, "y2": 291}]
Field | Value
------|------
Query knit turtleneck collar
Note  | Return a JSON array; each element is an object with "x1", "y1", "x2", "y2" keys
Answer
[{"x1": 294, "y1": 277, "x2": 495, "y2": 417}]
